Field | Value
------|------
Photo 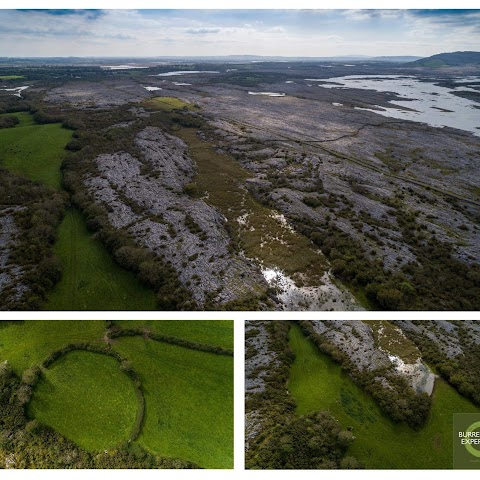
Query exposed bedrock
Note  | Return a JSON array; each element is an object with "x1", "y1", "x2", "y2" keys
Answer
[{"x1": 85, "y1": 127, "x2": 266, "y2": 306}]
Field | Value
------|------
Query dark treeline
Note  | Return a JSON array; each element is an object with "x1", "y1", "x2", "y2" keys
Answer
[
  {"x1": 399, "y1": 321, "x2": 480, "y2": 406},
  {"x1": 108, "y1": 325, "x2": 234, "y2": 357},
  {"x1": 246, "y1": 321, "x2": 361, "y2": 470},
  {"x1": 0, "y1": 169, "x2": 67, "y2": 310},
  {"x1": 0, "y1": 363, "x2": 199, "y2": 469},
  {"x1": 296, "y1": 321, "x2": 431, "y2": 429},
  {"x1": 0, "y1": 115, "x2": 19, "y2": 129}
]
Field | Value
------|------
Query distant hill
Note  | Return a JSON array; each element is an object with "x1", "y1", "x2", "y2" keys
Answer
[{"x1": 409, "y1": 51, "x2": 480, "y2": 67}]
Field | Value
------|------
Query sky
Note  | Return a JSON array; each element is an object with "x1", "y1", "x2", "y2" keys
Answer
[{"x1": 0, "y1": 9, "x2": 479, "y2": 58}]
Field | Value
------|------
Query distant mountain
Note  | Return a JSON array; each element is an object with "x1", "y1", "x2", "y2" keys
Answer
[
  {"x1": 372, "y1": 56, "x2": 422, "y2": 63},
  {"x1": 409, "y1": 51, "x2": 480, "y2": 67}
]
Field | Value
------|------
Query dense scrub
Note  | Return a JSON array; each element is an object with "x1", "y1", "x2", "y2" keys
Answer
[
  {"x1": 286, "y1": 197, "x2": 480, "y2": 310},
  {"x1": 0, "y1": 168, "x2": 67, "y2": 310},
  {"x1": 249, "y1": 411, "x2": 359, "y2": 469},
  {"x1": 296, "y1": 321, "x2": 431, "y2": 429}
]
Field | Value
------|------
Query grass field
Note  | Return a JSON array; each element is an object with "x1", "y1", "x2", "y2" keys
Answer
[
  {"x1": 144, "y1": 96, "x2": 195, "y2": 112},
  {"x1": 28, "y1": 350, "x2": 138, "y2": 451},
  {"x1": 44, "y1": 210, "x2": 156, "y2": 311},
  {"x1": 0, "y1": 112, "x2": 156, "y2": 310},
  {"x1": 114, "y1": 336, "x2": 234, "y2": 469},
  {"x1": 0, "y1": 75, "x2": 25, "y2": 80},
  {"x1": 288, "y1": 323, "x2": 480, "y2": 469},
  {"x1": 0, "y1": 320, "x2": 233, "y2": 468},
  {"x1": 113, "y1": 320, "x2": 234, "y2": 350},
  {"x1": 0, "y1": 112, "x2": 72, "y2": 189},
  {"x1": 0, "y1": 320, "x2": 104, "y2": 374}
]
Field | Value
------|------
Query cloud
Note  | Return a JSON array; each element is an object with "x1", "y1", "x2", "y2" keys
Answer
[
  {"x1": 0, "y1": 9, "x2": 479, "y2": 57},
  {"x1": 327, "y1": 35, "x2": 344, "y2": 43},
  {"x1": 185, "y1": 27, "x2": 222, "y2": 35}
]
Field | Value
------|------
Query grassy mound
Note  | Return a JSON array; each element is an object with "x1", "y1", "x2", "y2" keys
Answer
[
  {"x1": 288, "y1": 323, "x2": 480, "y2": 468},
  {"x1": 114, "y1": 336, "x2": 234, "y2": 469},
  {"x1": 28, "y1": 350, "x2": 138, "y2": 451}
]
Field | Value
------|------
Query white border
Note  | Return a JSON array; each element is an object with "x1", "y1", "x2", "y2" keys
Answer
[
  {"x1": 1, "y1": 1, "x2": 480, "y2": 477},
  {"x1": 1, "y1": 1, "x2": 480, "y2": 9}
]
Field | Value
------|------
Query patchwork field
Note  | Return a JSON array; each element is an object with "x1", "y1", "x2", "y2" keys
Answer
[
  {"x1": 113, "y1": 320, "x2": 233, "y2": 350},
  {"x1": 0, "y1": 320, "x2": 233, "y2": 469},
  {"x1": 288, "y1": 323, "x2": 480, "y2": 468}
]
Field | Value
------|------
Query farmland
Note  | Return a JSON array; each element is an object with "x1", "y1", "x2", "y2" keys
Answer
[{"x1": 0, "y1": 320, "x2": 233, "y2": 469}]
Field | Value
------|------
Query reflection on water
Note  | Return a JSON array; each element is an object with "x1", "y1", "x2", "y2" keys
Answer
[{"x1": 310, "y1": 75, "x2": 480, "y2": 137}]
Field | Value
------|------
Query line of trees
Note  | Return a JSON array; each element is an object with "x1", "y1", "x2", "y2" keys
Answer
[{"x1": 0, "y1": 168, "x2": 67, "y2": 310}]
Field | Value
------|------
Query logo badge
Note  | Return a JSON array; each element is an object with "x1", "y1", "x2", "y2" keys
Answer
[{"x1": 454, "y1": 414, "x2": 480, "y2": 469}]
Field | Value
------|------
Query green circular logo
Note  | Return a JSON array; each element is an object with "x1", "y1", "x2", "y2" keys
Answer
[{"x1": 465, "y1": 421, "x2": 480, "y2": 458}]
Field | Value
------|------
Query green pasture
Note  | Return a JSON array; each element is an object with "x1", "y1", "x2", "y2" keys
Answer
[
  {"x1": 144, "y1": 96, "x2": 194, "y2": 112},
  {"x1": 28, "y1": 350, "x2": 138, "y2": 451},
  {"x1": 288, "y1": 323, "x2": 480, "y2": 469},
  {"x1": 44, "y1": 209, "x2": 156, "y2": 311},
  {"x1": 114, "y1": 336, "x2": 234, "y2": 469},
  {"x1": 113, "y1": 320, "x2": 234, "y2": 350},
  {"x1": 0, "y1": 320, "x2": 234, "y2": 468},
  {"x1": 0, "y1": 320, "x2": 104, "y2": 374},
  {"x1": 0, "y1": 112, "x2": 72, "y2": 189},
  {"x1": 0, "y1": 112, "x2": 156, "y2": 310}
]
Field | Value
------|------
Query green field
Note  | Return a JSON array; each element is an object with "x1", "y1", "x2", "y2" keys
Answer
[
  {"x1": 113, "y1": 320, "x2": 233, "y2": 350},
  {"x1": 0, "y1": 112, "x2": 72, "y2": 189},
  {"x1": 28, "y1": 350, "x2": 138, "y2": 451},
  {"x1": 0, "y1": 320, "x2": 104, "y2": 374},
  {"x1": 0, "y1": 111, "x2": 156, "y2": 310},
  {"x1": 144, "y1": 96, "x2": 195, "y2": 112},
  {"x1": 288, "y1": 323, "x2": 480, "y2": 469},
  {"x1": 0, "y1": 75, "x2": 25, "y2": 80},
  {"x1": 45, "y1": 210, "x2": 156, "y2": 310},
  {"x1": 0, "y1": 320, "x2": 233, "y2": 469},
  {"x1": 115, "y1": 336, "x2": 234, "y2": 468}
]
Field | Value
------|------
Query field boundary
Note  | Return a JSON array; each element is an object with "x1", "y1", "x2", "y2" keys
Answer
[
  {"x1": 33, "y1": 343, "x2": 146, "y2": 443},
  {"x1": 108, "y1": 326, "x2": 234, "y2": 357}
]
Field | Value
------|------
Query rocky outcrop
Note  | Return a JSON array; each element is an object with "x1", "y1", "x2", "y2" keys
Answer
[{"x1": 85, "y1": 127, "x2": 266, "y2": 306}]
